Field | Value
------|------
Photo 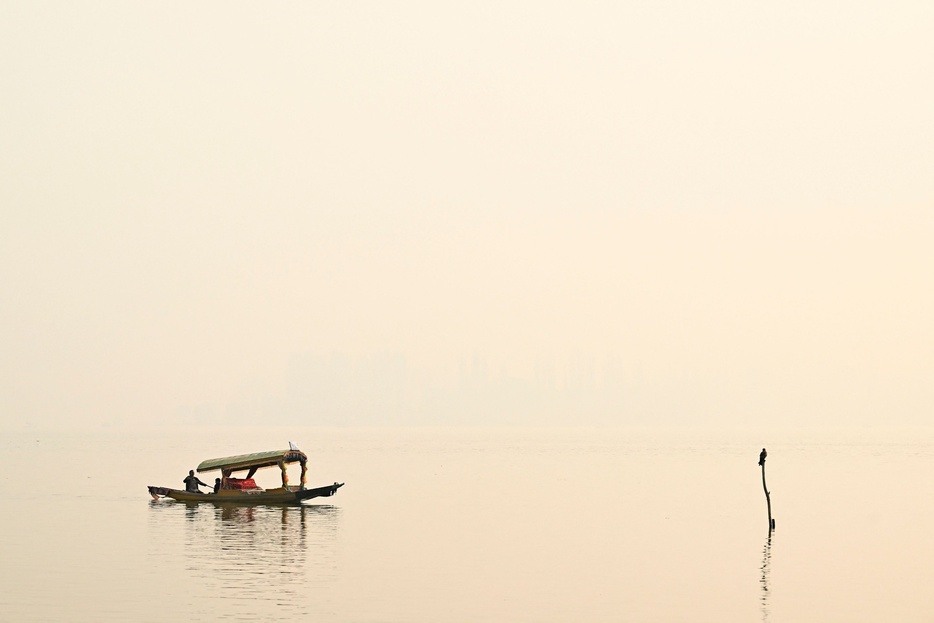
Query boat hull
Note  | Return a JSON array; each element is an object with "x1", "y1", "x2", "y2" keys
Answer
[{"x1": 148, "y1": 483, "x2": 343, "y2": 504}]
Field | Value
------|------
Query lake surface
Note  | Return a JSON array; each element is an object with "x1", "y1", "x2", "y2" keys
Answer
[{"x1": 1, "y1": 425, "x2": 932, "y2": 622}]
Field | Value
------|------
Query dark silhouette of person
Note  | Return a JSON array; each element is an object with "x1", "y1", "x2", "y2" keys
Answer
[
  {"x1": 758, "y1": 448, "x2": 767, "y2": 466},
  {"x1": 183, "y1": 469, "x2": 208, "y2": 492},
  {"x1": 213, "y1": 478, "x2": 222, "y2": 494}
]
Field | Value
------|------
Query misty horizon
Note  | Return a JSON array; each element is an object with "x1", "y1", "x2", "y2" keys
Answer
[{"x1": 3, "y1": 2, "x2": 933, "y2": 430}]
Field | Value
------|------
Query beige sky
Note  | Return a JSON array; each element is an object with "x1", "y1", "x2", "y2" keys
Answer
[{"x1": 2, "y1": 1, "x2": 932, "y2": 428}]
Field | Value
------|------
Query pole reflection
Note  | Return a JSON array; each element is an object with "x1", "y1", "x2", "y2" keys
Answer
[{"x1": 759, "y1": 535, "x2": 772, "y2": 623}]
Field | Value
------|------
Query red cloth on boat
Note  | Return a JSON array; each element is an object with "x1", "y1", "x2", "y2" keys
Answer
[{"x1": 226, "y1": 478, "x2": 259, "y2": 490}]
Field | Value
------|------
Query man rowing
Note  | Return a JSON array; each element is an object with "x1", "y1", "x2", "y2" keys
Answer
[{"x1": 183, "y1": 469, "x2": 209, "y2": 493}]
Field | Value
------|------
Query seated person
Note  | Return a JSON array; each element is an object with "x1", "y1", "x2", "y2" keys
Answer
[{"x1": 183, "y1": 470, "x2": 208, "y2": 493}]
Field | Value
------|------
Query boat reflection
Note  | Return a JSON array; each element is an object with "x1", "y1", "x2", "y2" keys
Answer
[{"x1": 149, "y1": 501, "x2": 341, "y2": 619}]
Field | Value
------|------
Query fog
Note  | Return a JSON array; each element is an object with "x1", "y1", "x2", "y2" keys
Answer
[{"x1": 2, "y1": 1, "x2": 932, "y2": 429}]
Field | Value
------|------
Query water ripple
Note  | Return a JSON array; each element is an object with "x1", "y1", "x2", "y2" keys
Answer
[{"x1": 147, "y1": 501, "x2": 341, "y2": 621}]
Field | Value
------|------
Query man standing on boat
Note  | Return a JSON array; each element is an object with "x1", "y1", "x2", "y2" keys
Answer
[{"x1": 183, "y1": 470, "x2": 209, "y2": 493}]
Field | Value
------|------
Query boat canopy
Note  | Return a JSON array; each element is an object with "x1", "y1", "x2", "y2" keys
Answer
[{"x1": 196, "y1": 449, "x2": 307, "y2": 474}]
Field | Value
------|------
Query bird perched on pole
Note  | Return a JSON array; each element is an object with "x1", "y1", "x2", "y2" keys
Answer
[{"x1": 758, "y1": 448, "x2": 767, "y2": 466}]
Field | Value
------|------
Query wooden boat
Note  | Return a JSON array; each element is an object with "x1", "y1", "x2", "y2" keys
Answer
[{"x1": 148, "y1": 445, "x2": 344, "y2": 504}]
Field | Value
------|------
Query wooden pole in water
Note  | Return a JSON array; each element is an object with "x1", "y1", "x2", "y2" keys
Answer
[{"x1": 759, "y1": 448, "x2": 775, "y2": 532}]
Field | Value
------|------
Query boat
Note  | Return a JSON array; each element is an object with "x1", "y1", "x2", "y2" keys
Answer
[{"x1": 148, "y1": 444, "x2": 344, "y2": 504}]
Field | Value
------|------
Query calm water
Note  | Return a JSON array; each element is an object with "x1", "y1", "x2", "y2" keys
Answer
[{"x1": 1, "y1": 426, "x2": 933, "y2": 622}]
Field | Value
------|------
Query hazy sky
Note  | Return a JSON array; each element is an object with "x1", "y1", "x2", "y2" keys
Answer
[{"x1": 2, "y1": 1, "x2": 932, "y2": 428}]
